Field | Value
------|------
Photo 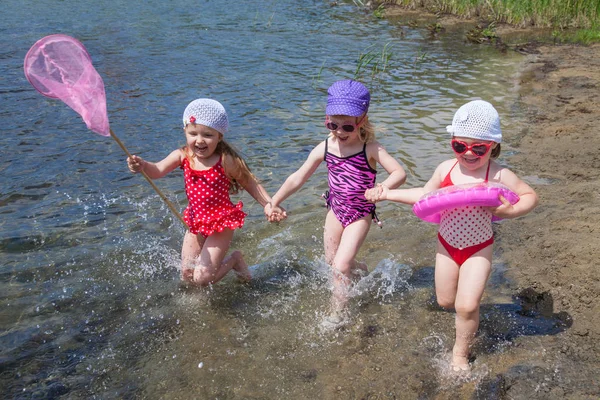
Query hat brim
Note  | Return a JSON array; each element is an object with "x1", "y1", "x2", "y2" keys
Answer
[{"x1": 325, "y1": 104, "x2": 366, "y2": 117}]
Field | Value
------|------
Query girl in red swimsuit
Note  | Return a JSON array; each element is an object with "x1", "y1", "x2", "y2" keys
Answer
[
  {"x1": 127, "y1": 99, "x2": 285, "y2": 286},
  {"x1": 366, "y1": 100, "x2": 538, "y2": 372}
]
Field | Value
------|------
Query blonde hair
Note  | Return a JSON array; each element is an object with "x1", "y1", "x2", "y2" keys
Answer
[
  {"x1": 182, "y1": 139, "x2": 256, "y2": 195},
  {"x1": 358, "y1": 118, "x2": 375, "y2": 143}
]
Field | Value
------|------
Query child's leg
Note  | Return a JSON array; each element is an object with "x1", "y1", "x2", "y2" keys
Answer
[
  {"x1": 434, "y1": 242, "x2": 460, "y2": 309},
  {"x1": 324, "y1": 211, "x2": 370, "y2": 310},
  {"x1": 181, "y1": 231, "x2": 205, "y2": 281},
  {"x1": 181, "y1": 229, "x2": 247, "y2": 286},
  {"x1": 452, "y1": 246, "x2": 492, "y2": 369}
]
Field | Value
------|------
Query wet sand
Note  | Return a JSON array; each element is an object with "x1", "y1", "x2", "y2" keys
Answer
[{"x1": 495, "y1": 43, "x2": 600, "y2": 397}]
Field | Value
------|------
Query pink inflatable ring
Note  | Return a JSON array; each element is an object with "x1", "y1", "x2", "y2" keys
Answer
[{"x1": 412, "y1": 182, "x2": 520, "y2": 224}]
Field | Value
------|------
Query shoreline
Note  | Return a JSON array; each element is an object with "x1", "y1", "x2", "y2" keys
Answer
[{"x1": 496, "y1": 43, "x2": 600, "y2": 393}]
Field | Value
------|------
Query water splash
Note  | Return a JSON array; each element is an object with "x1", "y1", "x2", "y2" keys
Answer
[
  {"x1": 422, "y1": 333, "x2": 491, "y2": 389},
  {"x1": 352, "y1": 258, "x2": 413, "y2": 302}
]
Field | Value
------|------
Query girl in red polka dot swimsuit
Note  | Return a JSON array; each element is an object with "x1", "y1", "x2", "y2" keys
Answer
[
  {"x1": 127, "y1": 99, "x2": 285, "y2": 286},
  {"x1": 366, "y1": 100, "x2": 538, "y2": 372}
]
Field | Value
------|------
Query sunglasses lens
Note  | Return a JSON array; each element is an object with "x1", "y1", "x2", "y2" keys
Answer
[
  {"x1": 326, "y1": 122, "x2": 356, "y2": 133},
  {"x1": 452, "y1": 141, "x2": 467, "y2": 153},
  {"x1": 471, "y1": 145, "x2": 489, "y2": 156}
]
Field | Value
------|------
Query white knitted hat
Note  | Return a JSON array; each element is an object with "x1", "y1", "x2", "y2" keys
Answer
[
  {"x1": 446, "y1": 100, "x2": 502, "y2": 143},
  {"x1": 182, "y1": 98, "x2": 229, "y2": 134}
]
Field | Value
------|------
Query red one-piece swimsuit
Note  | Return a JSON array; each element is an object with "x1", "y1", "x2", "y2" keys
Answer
[
  {"x1": 437, "y1": 161, "x2": 494, "y2": 266},
  {"x1": 181, "y1": 156, "x2": 246, "y2": 237}
]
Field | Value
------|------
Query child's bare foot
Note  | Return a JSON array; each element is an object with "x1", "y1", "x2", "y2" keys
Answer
[
  {"x1": 231, "y1": 251, "x2": 251, "y2": 282},
  {"x1": 321, "y1": 307, "x2": 351, "y2": 330},
  {"x1": 451, "y1": 352, "x2": 471, "y2": 372}
]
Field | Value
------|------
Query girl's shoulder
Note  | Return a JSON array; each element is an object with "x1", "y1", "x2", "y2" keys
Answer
[
  {"x1": 220, "y1": 151, "x2": 237, "y2": 170},
  {"x1": 365, "y1": 139, "x2": 381, "y2": 150},
  {"x1": 488, "y1": 160, "x2": 511, "y2": 182},
  {"x1": 168, "y1": 148, "x2": 186, "y2": 166},
  {"x1": 364, "y1": 139, "x2": 387, "y2": 157},
  {"x1": 436, "y1": 158, "x2": 459, "y2": 175},
  {"x1": 310, "y1": 140, "x2": 327, "y2": 158}
]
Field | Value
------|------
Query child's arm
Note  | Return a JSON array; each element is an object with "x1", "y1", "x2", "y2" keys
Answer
[
  {"x1": 270, "y1": 142, "x2": 325, "y2": 209},
  {"x1": 127, "y1": 150, "x2": 183, "y2": 179},
  {"x1": 375, "y1": 187, "x2": 427, "y2": 205},
  {"x1": 368, "y1": 141, "x2": 406, "y2": 189},
  {"x1": 489, "y1": 168, "x2": 539, "y2": 218},
  {"x1": 366, "y1": 161, "x2": 445, "y2": 204},
  {"x1": 223, "y1": 155, "x2": 287, "y2": 222}
]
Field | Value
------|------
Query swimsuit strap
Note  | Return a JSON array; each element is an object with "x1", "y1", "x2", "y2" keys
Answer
[
  {"x1": 448, "y1": 160, "x2": 459, "y2": 175},
  {"x1": 324, "y1": 138, "x2": 328, "y2": 161},
  {"x1": 324, "y1": 139, "x2": 367, "y2": 158},
  {"x1": 442, "y1": 160, "x2": 491, "y2": 187},
  {"x1": 441, "y1": 160, "x2": 459, "y2": 188},
  {"x1": 361, "y1": 142, "x2": 367, "y2": 160}
]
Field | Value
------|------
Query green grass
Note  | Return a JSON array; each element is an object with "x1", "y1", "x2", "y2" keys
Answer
[
  {"x1": 386, "y1": 0, "x2": 600, "y2": 42},
  {"x1": 354, "y1": 42, "x2": 394, "y2": 80}
]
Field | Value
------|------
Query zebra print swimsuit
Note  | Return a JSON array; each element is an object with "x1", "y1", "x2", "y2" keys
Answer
[{"x1": 323, "y1": 139, "x2": 378, "y2": 228}]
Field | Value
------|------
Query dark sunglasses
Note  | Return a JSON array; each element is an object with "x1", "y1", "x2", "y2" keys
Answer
[
  {"x1": 325, "y1": 115, "x2": 366, "y2": 133},
  {"x1": 451, "y1": 139, "x2": 493, "y2": 157}
]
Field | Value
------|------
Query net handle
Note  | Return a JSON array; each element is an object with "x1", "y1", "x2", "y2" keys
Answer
[{"x1": 110, "y1": 129, "x2": 186, "y2": 226}]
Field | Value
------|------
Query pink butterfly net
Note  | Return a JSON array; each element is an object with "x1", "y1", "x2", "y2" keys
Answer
[
  {"x1": 23, "y1": 34, "x2": 186, "y2": 226},
  {"x1": 24, "y1": 34, "x2": 110, "y2": 136}
]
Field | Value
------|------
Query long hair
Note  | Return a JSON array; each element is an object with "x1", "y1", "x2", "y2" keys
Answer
[
  {"x1": 182, "y1": 140, "x2": 256, "y2": 195},
  {"x1": 358, "y1": 117, "x2": 375, "y2": 143}
]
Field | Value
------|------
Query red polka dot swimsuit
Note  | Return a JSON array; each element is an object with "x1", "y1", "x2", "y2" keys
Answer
[
  {"x1": 437, "y1": 161, "x2": 494, "y2": 266},
  {"x1": 181, "y1": 156, "x2": 246, "y2": 237}
]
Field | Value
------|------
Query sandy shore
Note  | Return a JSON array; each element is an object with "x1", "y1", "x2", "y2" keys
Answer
[{"x1": 495, "y1": 43, "x2": 600, "y2": 395}]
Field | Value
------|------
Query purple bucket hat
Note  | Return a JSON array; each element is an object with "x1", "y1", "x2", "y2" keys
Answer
[{"x1": 326, "y1": 79, "x2": 370, "y2": 117}]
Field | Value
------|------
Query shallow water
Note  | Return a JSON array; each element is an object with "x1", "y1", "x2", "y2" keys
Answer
[{"x1": 1, "y1": 0, "x2": 569, "y2": 398}]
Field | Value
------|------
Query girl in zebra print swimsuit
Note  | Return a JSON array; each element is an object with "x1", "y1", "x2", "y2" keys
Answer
[{"x1": 266, "y1": 80, "x2": 406, "y2": 321}]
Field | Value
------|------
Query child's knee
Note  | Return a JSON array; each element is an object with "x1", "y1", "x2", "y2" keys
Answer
[
  {"x1": 454, "y1": 300, "x2": 480, "y2": 316},
  {"x1": 435, "y1": 290, "x2": 456, "y2": 309},
  {"x1": 437, "y1": 297, "x2": 455, "y2": 309},
  {"x1": 192, "y1": 266, "x2": 215, "y2": 286},
  {"x1": 230, "y1": 250, "x2": 243, "y2": 262},
  {"x1": 181, "y1": 268, "x2": 194, "y2": 281}
]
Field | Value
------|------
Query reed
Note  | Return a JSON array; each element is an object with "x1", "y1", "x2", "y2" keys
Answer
[{"x1": 354, "y1": 42, "x2": 394, "y2": 80}]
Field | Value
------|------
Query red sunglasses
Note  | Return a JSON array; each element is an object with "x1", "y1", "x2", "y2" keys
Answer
[
  {"x1": 451, "y1": 139, "x2": 493, "y2": 157},
  {"x1": 325, "y1": 115, "x2": 366, "y2": 133}
]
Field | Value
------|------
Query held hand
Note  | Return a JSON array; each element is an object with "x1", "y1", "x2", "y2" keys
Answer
[
  {"x1": 263, "y1": 203, "x2": 274, "y2": 221},
  {"x1": 264, "y1": 203, "x2": 288, "y2": 222},
  {"x1": 271, "y1": 205, "x2": 287, "y2": 222},
  {"x1": 364, "y1": 183, "x2": 388, "y2": 203},
  {"x1": 487, "y1": 194, "x2": 515, "y2": 219},
  {"x1": 127, "y1": 155, "x2": 145, "y2": 173}
]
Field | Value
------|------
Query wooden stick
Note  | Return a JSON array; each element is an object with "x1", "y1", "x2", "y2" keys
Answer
[{"x1": 110, "y1": 128, "x2": 186, "y2": 226}]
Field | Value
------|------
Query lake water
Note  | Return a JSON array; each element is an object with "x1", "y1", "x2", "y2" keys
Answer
[{"x1": 0, "y1": 0, "x2": 566, "y2": 398}]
